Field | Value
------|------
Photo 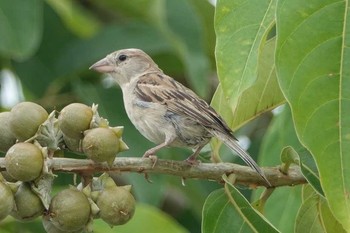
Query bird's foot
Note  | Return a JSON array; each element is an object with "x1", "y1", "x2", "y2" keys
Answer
[{"x1": 143, "y1": 151, "x2": 158, "y2": 169}]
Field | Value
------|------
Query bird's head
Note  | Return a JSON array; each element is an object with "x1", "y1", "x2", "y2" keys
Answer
[{"x1": 90, "y1": 48, "x2": 160, "y2": 87}]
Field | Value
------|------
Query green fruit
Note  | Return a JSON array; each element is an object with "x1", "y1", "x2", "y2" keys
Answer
[
  {"x1": 0, "y1": 181, "x2": 15, "y2": 221},
  {"x1": 1, "y1": 171, "x2": 17, "y2": 182},
  {"x1": 5, "y1": 142, "x2": 43, "y2": 181},
  {"x1": 58, "y1": 103, "x2": 93, "y2": 139},
  {"x1": 42, "y1": 214, "x2": 83, "y2": 233},
  {"x1": 10, "y1": 102, "x2": 48, "y2": 141},
  {"x1": 96, "y1": 186, "x2": 135, "y2": 226},
  {"x1": 0, "y1": 112, "x2": 17, "y2": 152},
  {"x1": 10, "y1": 182, "x2": 45, "y2": 222},
  {"x1": 82, "y1": 128, "x2": 120, "y2": 165},
  {"x1": 49, "y1": 188, "x2": 91, "y2": 231}
]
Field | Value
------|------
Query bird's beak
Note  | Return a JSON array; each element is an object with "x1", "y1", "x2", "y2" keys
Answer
[{"x1": 89, "y1": 57, "x2": 115, "y2": 73}]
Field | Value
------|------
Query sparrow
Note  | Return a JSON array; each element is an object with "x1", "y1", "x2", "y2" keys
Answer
[{"x1": 90, "y1": 48, "x2": 270, "y2": 185}]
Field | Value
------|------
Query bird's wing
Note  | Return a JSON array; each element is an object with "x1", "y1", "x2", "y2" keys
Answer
[{"x1": 134, "y1": 72, "x2": 234, "y2": 137}]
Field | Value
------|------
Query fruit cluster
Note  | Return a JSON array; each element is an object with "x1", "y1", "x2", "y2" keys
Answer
[{"x1": 0, "y1": 102, "x2": 135, "y2": 232}]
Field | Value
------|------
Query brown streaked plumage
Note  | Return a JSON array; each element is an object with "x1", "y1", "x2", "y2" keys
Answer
[{"x1": 90, "y1": 48, "x2": 270, "y2": 186}]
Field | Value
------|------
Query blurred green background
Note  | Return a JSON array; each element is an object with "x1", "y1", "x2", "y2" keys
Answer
[{"x1": 0, "y1": 0, "x2": 275, "y2": 232}]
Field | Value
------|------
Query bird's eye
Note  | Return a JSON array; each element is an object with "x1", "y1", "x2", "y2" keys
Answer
[{"x1": 118, "y1": 54, "x2": 127, "y2": 61}]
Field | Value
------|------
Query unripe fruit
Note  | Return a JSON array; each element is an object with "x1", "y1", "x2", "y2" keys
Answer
[
  {"x1": 0, "y1": 112, "x2": 17, "y2": 152},
  {"x1": 5, "y1": 142, "x2": 43, "y2": 181},
  {"x1": 42, "y1": 214, "x2": 83, "y2": 233},
  {"x1": 96, "y1": 186, "x2": 135, "y2": 226},
  {"x1": 10, "y1": 102, "x2": 48, "y2": 141},
  {"x1": 10, "y1": 182, "x2": 45, "y2": 221},
  {"x1": 0, "y1": 181, "x2": 15, "y2": 221},
  {"x1": 58, "y1": 103, "x2": 93, "y2": 139},
  {"x1": 82, "y1": 128, "x2": 119, "y2": 165},
  {"x1": 49, "y1": 188, "x2": 91, "y2": 231},
  {"x1": 1, "y1": 171, "x2": 17, "y2": 182}
]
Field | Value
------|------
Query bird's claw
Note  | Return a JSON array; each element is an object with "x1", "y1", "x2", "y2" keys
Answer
[{"x1": 145, "y1": 155, "x2": 158, "y2": 169}]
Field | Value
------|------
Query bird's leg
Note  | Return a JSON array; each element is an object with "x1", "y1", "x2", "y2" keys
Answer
[
  {"x1": 143, "y1": 142, "x2": 168, "y2": 158},
  {"x1": 185, "y1": 144, "x2": 205, "y2": 165},
  {"x1": 143, "y1": 136, "x2": 176, "y2": 168}
]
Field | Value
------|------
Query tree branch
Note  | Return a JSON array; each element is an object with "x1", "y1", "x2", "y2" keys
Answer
[{"x1": 0, "y1": 157, "x2": 306, "y2": 187}]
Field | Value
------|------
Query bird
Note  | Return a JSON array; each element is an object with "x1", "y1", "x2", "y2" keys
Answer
[{"x1": 90, "y1": 48, "x2": 270, "y2": 186}]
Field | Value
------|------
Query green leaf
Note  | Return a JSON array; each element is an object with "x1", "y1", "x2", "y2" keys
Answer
[
  {"x1": 276, "y1": 0, "x2": 350, "y2": 228},
  {"x1": 254, "y1": 186, "x2": 302, "y2": 233},
  {"x1": 319, "y1": 194, "x2": 347, "y2": 233},
  {"x1": 297, "y1": 148, "x2": 323, "y2": 196},
  {"x1": 211, "y1": 38, "x2": 284, "y2": 154},
  {"x1": 211, "y1": 39, "x2": 284, "y2": 131},
  {"x1": 0, "y1": 0, "x2": 43, "y2": 60},
  {"x1": 296, "y1": 189, "x2": 327, "y2": 233},
  {"x1": 94, "y1": 203, "x2": 189, "y2": 233},
  {"x1": 45, "y1": 0, "x2": 101, "y2": 38},
  {"x1": 295, "y1": 185, "x2": 346, "y2": 233},
  {"x1": 280, "y1": 146, "x2": 299, "y2": 174},
  {"x1": 202, "y1": 178, "x2": 279, "y2": 233},
  {"x1": 214, "y1": 0, "x2": 277, "y2": 113},
  {"x1": 281, "y1": 145, "x2": 324, "y2": 196},
  {"x1": 280, "y1": 146, "x2": 299, "y2": 164}
]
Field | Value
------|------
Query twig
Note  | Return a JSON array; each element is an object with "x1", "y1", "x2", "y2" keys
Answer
[{"x1": 0, "y1": 157, "x2": 306, "y2": 187}]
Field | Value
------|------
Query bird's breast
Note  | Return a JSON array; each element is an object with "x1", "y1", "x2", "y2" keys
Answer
[{"x1": 124, "y1": 95, "x2": 170, "y2": 144}]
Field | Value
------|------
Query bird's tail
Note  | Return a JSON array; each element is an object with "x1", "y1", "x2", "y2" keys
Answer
[{"x1": 213, "y1": 131, "x2": 271, "y2": 186}]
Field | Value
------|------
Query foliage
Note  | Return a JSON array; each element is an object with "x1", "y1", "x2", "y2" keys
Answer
[{"x1": 0, "y1": 0, "x2": 349, "y2": 232}]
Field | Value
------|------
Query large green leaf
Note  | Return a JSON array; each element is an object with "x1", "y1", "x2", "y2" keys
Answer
[
  {"x1": 276, "y1": 0, "x2": 350, "y2": 229},
  {"x1": 214, "y1": 0, "x2": 277, "y2": 113},
  {"x1": 211, "y1": 38, "x2": 284, "y2": 157},
  {"x1": 211, "y1": 39, "x2": 284, "y2": 132},
  {"x1": 202, "y1": 178, "x2": 279, "y2": 233},
  {"x1": 0, "y1": 0, "x2": 43, "y2": 60},
  {"x1": 295, "y1": 185, "x2": 346, "y2": 233}
]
